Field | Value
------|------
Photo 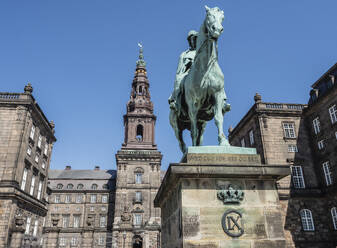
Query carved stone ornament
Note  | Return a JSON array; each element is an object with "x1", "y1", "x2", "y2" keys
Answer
[
  {"x1": 121, "y1": 206, "x2": 131, "y2": 222},
  {"x1": 217, "y1": 184, "x2": 244, "y2": 204},
  {"x1": 87, "y1": 215, "x2": 94, "y2": 226}
]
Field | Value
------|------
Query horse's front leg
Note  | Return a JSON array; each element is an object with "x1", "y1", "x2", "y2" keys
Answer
[
  {"x1": 214, "y1": 92, "x2": 229, "y2": 146},
  {"x1": 197, "y1": 121, "x2": 207, "y2": 146},
  {"x1": 188, "y1": 102, "x2": 199, "y2": 146},
  {"x1": 169, "y1": 109, "x2": 186, "y2": 153}
]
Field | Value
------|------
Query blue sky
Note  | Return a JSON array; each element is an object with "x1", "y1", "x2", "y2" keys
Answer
[{"x1": 0, "y1": 1, "x2": 336, "y2": 171}]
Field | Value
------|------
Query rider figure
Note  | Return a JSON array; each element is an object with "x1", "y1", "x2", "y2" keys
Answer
[{"x1": 169, "y1": 30, "x2": 198, "y2": 112}]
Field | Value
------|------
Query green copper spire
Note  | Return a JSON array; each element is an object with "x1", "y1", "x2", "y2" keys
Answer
[{"x1": 136, "y1": 43, "x2": 146, "y2": 67}]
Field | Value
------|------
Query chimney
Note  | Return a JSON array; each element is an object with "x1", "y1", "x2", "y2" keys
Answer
[
  {"x1": 65, "y1": 165, "x2": 71, "y2": 170},
  {"x1": 94, "y1": 166, "x2": 100, "y2": 171}
]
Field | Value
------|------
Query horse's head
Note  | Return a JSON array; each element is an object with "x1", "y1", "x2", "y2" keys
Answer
[{"x1": 204, "y1": 6, "x2": 224, "y2": 39}]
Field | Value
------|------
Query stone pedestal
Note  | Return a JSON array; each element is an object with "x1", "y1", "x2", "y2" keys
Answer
[{"x1": 154, "y1": 146, "x2": 290, "y2": 248}]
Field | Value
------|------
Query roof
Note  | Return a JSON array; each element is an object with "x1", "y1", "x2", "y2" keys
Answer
[
  {"x1": 48, "y1": 169, "x2": 116, "y2": 180},
  {"x1": 312, "y1": 63, "x2": 337, "y2": 88}
]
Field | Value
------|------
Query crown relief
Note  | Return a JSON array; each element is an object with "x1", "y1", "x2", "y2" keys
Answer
[{"x1": 217, "y1": 184, "x2": 244, "y2": 204}]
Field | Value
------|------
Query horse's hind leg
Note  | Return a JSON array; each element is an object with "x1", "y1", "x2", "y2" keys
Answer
[
  {"x1": 214, "y1": 92, "x2": 229, "y2": 146},
  {"x1": 178, "y1": 130, "x2": 187, "y2": 153},
  {"x1": 196, "y1": 121, "x2": 207, "y2": 146},
  {"x1": 188, "y1": 106, "x2": 199, "y2": 146}
]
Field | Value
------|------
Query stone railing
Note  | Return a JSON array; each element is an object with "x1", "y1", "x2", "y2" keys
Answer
[
  {"x1": 0, "y1": 93, "x2": 30, "y2": 101},
  {"x1": 260, "y1": 102, "x2": 306, "y2": 111}
]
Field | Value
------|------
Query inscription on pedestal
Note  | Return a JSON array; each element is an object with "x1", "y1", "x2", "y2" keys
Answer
[
  {"x1": 183, "y1": 214, "x2": 200, "y2": 237},
  {"x1": 186, "y1": 153, "x2": 261, "y2": 165}
]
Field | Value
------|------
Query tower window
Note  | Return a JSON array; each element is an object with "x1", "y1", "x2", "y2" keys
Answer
[
  {"x1": 136, "y1": 125, "x2": 143, "y2": 142},
  {"x1": 139, "y1": 86, "x2": 143, "y2": 94}
]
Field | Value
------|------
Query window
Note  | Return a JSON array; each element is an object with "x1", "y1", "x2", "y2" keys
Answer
[
  {"x1": 102, "y1": 184, "x2": 109, "y2": 190},
  {"x1": 37, "y1": 181, "x2": 43, "y2": 200},
  {"x1": 76, "y1": 195, "x2": 82, "y2": 203},
  {"x1": 55, "y1": 195, "x2": 60, "y2": 203},
  {"x1": 34, "y1": 155, "x2": 39, "y2": 163},
  {"x1": 67, "y1": 184, "x2": 74, "y2": 189},
  {"x1": 300, "y1": 209, "x2": 315, "y2": 231},
  {"x1": 90, "y1": 194, "x2": 97, "y2": 203},
  {"x1": 33, "y1": 220, "x2": 38, "y2": 236},
  {"x1": 27, "y1": 147, "x2": 32, "y2": 156},
  {"x1": 77, "y1": 184, "x2": 84, "y2": 190},
  {"x1": 30, "y1": 125, "x2": 36, "y2": 140},
  {"x1": 98, "y1": 236, "x2": 105, "y2": 245},
  {"x1": 135, "y1": 191, "x2": 142, "y2": 202},
  {"x1": 249, "y1": 130, "x2": 254, "y2": 145},
  {"x1": 240, "y1": 138, "x2": 245, "y2": 147},
  {"x1": 323, "y1": 161, "x2": 333, "y2": 186},
  {"x1": 318, "y1": 140, "x2": 324, "y2": 150},
  {"x1": 59, "y1": 237, "x2": 66, "y2": 246},
  {"x1": 331, "y1": 207, "x2": 337, "y2": 230},
  {"x1": 91, "y1": 184, "x2": 98, "y2": 190},
  {"x1": 312, "y1": 117, "x2": 320, "y2": 134},
  {"x1": 43, "y1": 144, "x2": 48, "y2": 156},
  {"x1": 291, "y1": 166, "x2": 305, "y2": 189},
  {"x1": 71, "y1": 237, "x2": 78, "y2": 246},
  {"x1": 37, "y1": 135, "x2": 42, "y2": 148},
  {"x1": 21, "y1": 168, "x2": 28, "y2": 190},
  {"x1": 134, "y1": 214, "x2": 142, "y2": 226},
  {"x1": 41, "y1": 161, "x2": 46, "y2": 169},
  {"x1": 25, "y1": 216, "x2": 31, "y2": 234},
  {"x1": 101, "y1": 206, "x2": 107, "y2": 212},
  {"x1": 100, "y1": 215, "x2": 106, "y2": 227},
  {"x1": 30, "y1": 176, "x2": 36, "y2": 195},
  {"x1": 283, "y1": 122, "x2": 296, "y2": 138},
  {"x1": 329, "y1": 105, "x2": 337, "y2": 124},
  {"x1": 102, "y1": 195, "x2": 108, "y2": 203},
  {"x1": 73, "y1": 215, "x2": 80, "y2": 228},
  {"x1": 135, "y1": 173, "x2": 142, "y2": 184},
  {"x1": 57, "y1": 184, "x2": 63, "y2": 189},
  {"x1": 136, "y1": 125, "x2": 143, "y2": 142},
  {"x1": 288, "y1": 144, "x2": 298, "y2": 153},
  {"x1": 62, "y1": 215, "x2": 70, "y2": 228},
  {"x1": 90, "y1": 206, "x2": 95, "y2": 212},
  {"x1": 65, "y1": 195, "x2": 71, "y2": 203}
]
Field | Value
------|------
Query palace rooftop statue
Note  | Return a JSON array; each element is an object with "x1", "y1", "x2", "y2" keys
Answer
[{"x1": 169, "y1": 6, "x2": 231, "y2": 153}]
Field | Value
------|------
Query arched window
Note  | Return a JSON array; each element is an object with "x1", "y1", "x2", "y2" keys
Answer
[
  {"x1": 56, "y1": 184, "x2": 63, "y2": 189},
  {"x1": 136, "y1": 125, "x2": 143, "y2": 142},
  {"x1": 67, "y1": 184, "x2": 74, "y2": 189},
  {"x1": 139, "y1": 86, "x2": 143, "y2": 95},
  {"x1": 300, "y1": 209, "x2": 315, "y2": 231},
  {"x1": 331, "y1": 207, "x2": 337, "y2": 230},
  {"x1": 134, "y1": 167, "x2": 144, "y2": 184},
  {"x1": 102, "y1": 184, "x2": 109, "y2": 190},
  {"x1": 77, "y1": 184, "x2": 84, "y2": 190},
  {"x1": 91, "y1": 184, "x2": 98, "y2": 190}
]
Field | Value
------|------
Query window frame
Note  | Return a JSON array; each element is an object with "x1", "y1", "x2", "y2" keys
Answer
[
  {"x1": 283, "y1": 122, "x2": 296, "y2": 138},
  {"x1": 240, "y1": 138, "x2": 245, "y2": 147},
  {"x1": 300, "y1": 209, "x2": 315, "y2": 231},
  {"x1": 291, "y1": 166, "x2": 305, "y2": 189},
  {"x1": 37, "y1": 135, "x2": 42, "y2": 148},
  {"x1": 288, "y1": 144, "x2": 298, "y2": 153},
  {"x1": 73, "y1": 215, "x2": 80, "y2": 228},
  {"x1": 312, "y1": 117, "x2": 320, "y2": 134},
  {"x1": 33, "y1": 219, "x2": 38, "y2": 236},
  {"x1": 99, "y1": 215, "x2": 106, "y2": 227},
  {"x1": 331, "y1": 207, "x2": 337, "y2": 230},
  {"x1": 21, "y1": 168, "x2": 28, "y2": 191},
  {"x1": 249, "y1": 130, "x2": 254, "y2": 145},
  {"x1": 25, "y1": 216, "x2": 31, "y2": 234},
  {"x1": 134, "y1": 213, "x2": 142, "y2": 226},
  {"x1": 329, "y1": 104, "x2": 337, "y2": 124},
  {"x1": 30, "y1": 125, "x2": 36, "y2": 140},
  {"x1": 317, "y1": 140, "x2": 324, "y2": 150},
  {"x1": 30, "y1": 175, "x2": 36, "y2": 196},
  {"x1": 102, "y1": 195, "x2": 108, "y2": 203},
  {"x1": 37, "y1": 180, "x2": 43, "y2": 200},
  {"x1": 90, "y1": 194, "x2": 97, "y2": 203},
  {"x1": 65, "y1": 194, "x2": 71, "y2": 203},
  {"x1": 323, "y1": 161, "x2": 333, "y2": 186}
]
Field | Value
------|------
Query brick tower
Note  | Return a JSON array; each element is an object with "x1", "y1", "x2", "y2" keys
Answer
[{"x1": 113, "y1": 46, "x2": 162, "y2": 248}]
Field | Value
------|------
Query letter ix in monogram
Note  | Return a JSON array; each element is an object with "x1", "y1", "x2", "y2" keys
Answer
[{"x1": 221, "y1": 209, "x2": 244, "y2": 237}]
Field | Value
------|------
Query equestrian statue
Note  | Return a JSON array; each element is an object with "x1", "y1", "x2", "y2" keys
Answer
[{"x1": 169, "y1": 6, "x2": 231, "y2": 154}]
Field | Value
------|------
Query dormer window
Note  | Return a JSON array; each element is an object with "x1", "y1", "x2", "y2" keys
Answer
[
  {"x1": 136, "y1": 125, "x2": 143, "y2": 142},
  {"x1": 91, "y1": 184, "x2": 98, "y2": 190}
]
